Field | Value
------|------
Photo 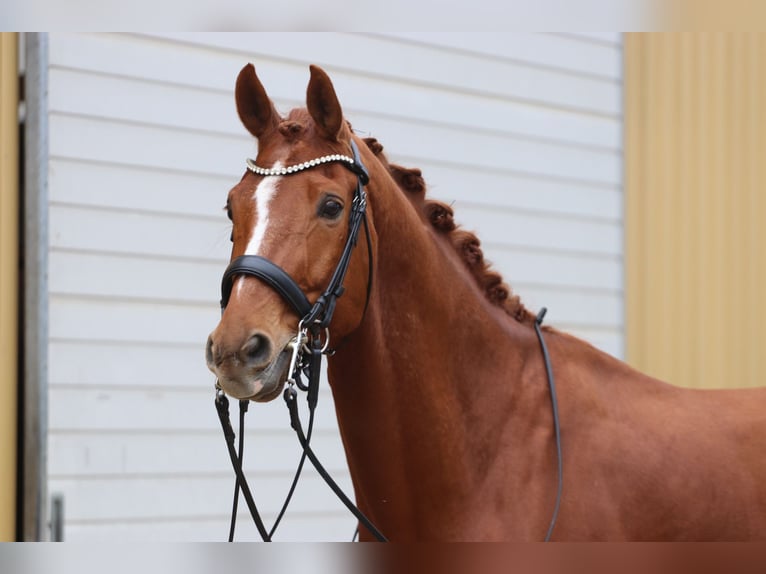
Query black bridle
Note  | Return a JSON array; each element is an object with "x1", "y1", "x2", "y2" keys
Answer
[
  {"x1": 213, "y1": 139, "x2": 563, "y2": 542},
  {"x1": 215, "y1": 139, "x2": 386, "y2": 542}
]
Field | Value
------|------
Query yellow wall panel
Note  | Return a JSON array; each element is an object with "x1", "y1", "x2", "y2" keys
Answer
[
  {"x1": 0, "y1": 32, "x2": 19, "y2": 540},
  {"x1": 625, "y1": 33, "x2": 766, "y2": 389}
]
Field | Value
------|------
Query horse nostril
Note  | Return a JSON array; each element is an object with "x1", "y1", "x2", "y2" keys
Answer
[
  {"x1": 206, "y1": 335, "x2": 227, "y2": 368},
  {"x1": 240, "y1": 333, "x2": 272, "y2": 366},
  {"x1": 206, "y1": 335, "x2": 216, "y2": 367}
]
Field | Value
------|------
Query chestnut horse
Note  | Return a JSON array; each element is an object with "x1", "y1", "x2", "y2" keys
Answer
[{"x1": 206, "y1": 64, "x2": 766, "y2": 541}]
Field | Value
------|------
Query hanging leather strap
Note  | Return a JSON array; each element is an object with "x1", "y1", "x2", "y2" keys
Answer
[
  {"x1": 214, "y1": 392, "x2": 271, "y2": 541},
  {"x1": 283, "y1": 385, "x2": 388, "y2": 542}
]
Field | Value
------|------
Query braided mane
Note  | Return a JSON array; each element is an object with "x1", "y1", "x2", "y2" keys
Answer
[{"x1": 362, "y1": 137, "x2": 534, "y2": 324}]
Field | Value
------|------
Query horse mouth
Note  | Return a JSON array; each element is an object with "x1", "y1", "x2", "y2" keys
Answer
[{"x1": 218, "y1": 348, "x2": 292, "y2": 402}]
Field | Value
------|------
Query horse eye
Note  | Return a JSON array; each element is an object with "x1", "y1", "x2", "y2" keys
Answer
[
  {"x1": 318, "y1": 197, "x2": 344, "y2": 219},
  {"x1": 229, "y1": 230, "x2": 234, "y2": 242}
]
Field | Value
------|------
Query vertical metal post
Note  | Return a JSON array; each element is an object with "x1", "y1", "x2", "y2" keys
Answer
[
  {"x1": 22, "y1": 31, "x2": 49, "y2": 542},
  {"x1": 49, "y1": 494, "x2": 64, "y2": 541}
]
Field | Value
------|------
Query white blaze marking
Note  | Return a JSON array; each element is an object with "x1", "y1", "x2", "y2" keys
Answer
[
  {"x1": 235, "y1": 161, "x2": 284, "y2": 297},
  {"x1": 245, "y1": 162, "x2": 284, "y2": 255}
]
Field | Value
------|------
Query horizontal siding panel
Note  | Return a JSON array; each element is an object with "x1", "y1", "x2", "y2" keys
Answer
[
  {"x1": 49, "y1": 295, "x2": 218, "y2": 345},
  {"x1": 50, "y1": 159, "x2": 229, "y2": 218},
  {"x1": 49, "y1": 114, "x2": 250, "y2": 177},
  {"x1": 49, "y1": 112, "x2": 619, "y2": 187},
  {"x1": 555, "y1": 33, "x2": 623, "y2": 47},
  {"x1": 61, "y1": 513, "x2": 356, "y2": 542},
  {"x1": 50, "y1": 250, "x2": 222, "y2": 304},
  {"x1": 48, "y1": 33, "x2": 245, "y2": 94},
  {"x1": 456, "y1": 204, "x2": 622, "y2": 256},
  {"x1": 47, "y1": 67, "x2": 242, "y2": 137},
  {"x1": 50, "y1": 204, "x2": 230, "y2": 261},
  {"x1": 566, "y1": 327, "x2": 624, "y2": 360},
  {"x1": 48, "y1": 386, "x2": 340, "y2": 433},
  {"x1": 136, "y1": 32, "x2": 621, "y2": 116},
  {"x1": 357, "y1": 114, "x2": 620, "y2": 186},
  {"x1": 48, "y1": 65, "x2": 621, "y2": 151},
  {"x1": 379, "y1": 33, "x2": 622, "y2": 80},
  {"x1": 419, "y1": 162, "x2": 621, "y2": 221},
  {"x1": 50, "y1": 32, "x2": 620, "y2": 117},
  {"x1": 48, "y1": 473, "x2": 354, "y2": 525},
  {"x1": 49, "y1": 33, "x2": 620, "y2": 117},
  {"x1": 50, "y1": 340, "x2": 215, "y2": 388},
  {"x1": 486, "y1": 248, "x2": 621, "y2": 292},
  {"x1": 514, "y1": 285, "x2": 622, "y2": 329},
  {"x1": 48, "y1": 429, "x2": 347, "y2": 477},
  {"x1": 296, "y1": 71, "x2": 620, "y2": 150}
]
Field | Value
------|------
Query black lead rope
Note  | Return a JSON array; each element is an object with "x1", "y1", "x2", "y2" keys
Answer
[
  {"x1": 267, "y1": 338, "x2": 321, "y2": 538},
  {"x1": 534, "y1": 307, "x2": 563, "y2": 542},
  {"x1": 216, "y1": 330, "x2": 386, "y2": 541},
  {"x1": 215, "y1": 365, "x2": 318, "y2": 542},
  {"x1": 226, "y1": 399, "x2": 248, "y2": 542},
  {"x1": 288, "y1": 332, "x2": 386, "y2": 541},
  {"x1": 284, "y1": 385, "x2": 388, "y2": 541},
  {"x1": 214, "y1": 392, "x2": 271, "y2": 541},
  {"x1": 268, "y1": 397, "x2": 315, "y2": 538}
]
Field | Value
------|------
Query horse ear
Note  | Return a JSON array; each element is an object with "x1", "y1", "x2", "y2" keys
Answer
[
  {"x1": 235, "y1": 64, "x2": 280, "y2": 139},
  {"x1": 306, "y1": 65, "x2": 343, "y2": 141}
]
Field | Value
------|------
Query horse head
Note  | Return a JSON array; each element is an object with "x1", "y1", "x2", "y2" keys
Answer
[{"x1": 205, "y1": 64, "x2": 374, "y2": 402}]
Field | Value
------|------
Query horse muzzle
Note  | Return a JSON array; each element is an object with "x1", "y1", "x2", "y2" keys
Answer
[{"x1": 206, "y1": 331, "x2": 292, "y2": 401}]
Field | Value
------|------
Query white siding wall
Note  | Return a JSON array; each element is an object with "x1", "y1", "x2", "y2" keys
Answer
[{"x1": 45, "y1": 32, "x2": 623, "y2": 541}]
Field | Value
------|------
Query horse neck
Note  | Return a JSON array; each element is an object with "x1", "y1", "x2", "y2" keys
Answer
[{"x1": 326, "y1": 158, "x2": 555, "y2": 537}]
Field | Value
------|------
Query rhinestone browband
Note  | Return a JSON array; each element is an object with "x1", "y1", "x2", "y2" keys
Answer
[{"x1": 246, "y1": 154, "x2": 356, "y2": 177}]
